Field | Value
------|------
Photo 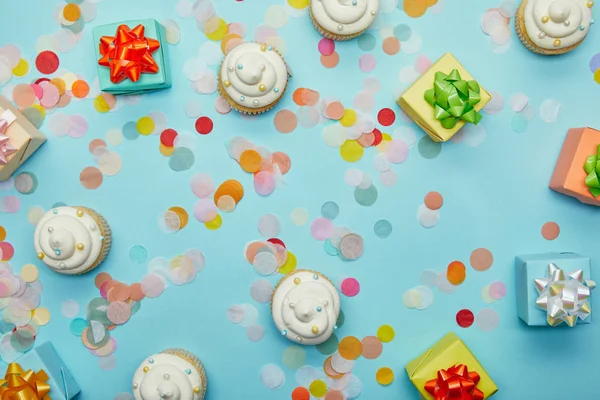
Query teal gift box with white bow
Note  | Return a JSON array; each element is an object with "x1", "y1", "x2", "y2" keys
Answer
[{"x1": 516, "y1": 252, "x2": 595, "y2": 327}]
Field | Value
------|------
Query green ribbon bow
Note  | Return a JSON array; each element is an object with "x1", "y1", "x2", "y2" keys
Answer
[
  {"x1": 584, "y1": 144, "x2": 600, "y2": 197},
  {"x1": 424, "y1": 69, "x2": 483, "y2": 129}
]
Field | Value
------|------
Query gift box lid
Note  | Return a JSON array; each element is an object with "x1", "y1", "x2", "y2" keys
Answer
[
  {"x1": 398, "y1": 53, "x2": 491, "y2": 142},
  {"x1": 406, "y1": 332, "x2": 498, "y2": 399},
  {"x1": 92, "y1": 18, "x2": 171, "y2": 94}
]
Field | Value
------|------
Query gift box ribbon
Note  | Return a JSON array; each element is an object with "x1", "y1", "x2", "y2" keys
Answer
[
  {"x1": 535, "y1": 263, "x2": 596, "y2": 327},
  {"x1": 424, "y1": 364, "x2": 484, "y2": 400},
  {"x1": 0, "y1": 362, "x2": 51, "y2": 400},
  {"x1": 584, "y1": 144, "x2": 600, "y2": 197},
  {"x1": 98, "y1": 24, "x2": 160, "y2": 84},
  {"x1": 0, "y1": 109, "x2": 18, "y2": 165},
  {"x1": 424, "y1": 69, "x2": 483, "y2": 130}
]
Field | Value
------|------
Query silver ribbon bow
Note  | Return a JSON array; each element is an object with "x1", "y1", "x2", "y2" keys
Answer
[{"x1": 535, "y1": 263, "x2": 596, "y2": 327}]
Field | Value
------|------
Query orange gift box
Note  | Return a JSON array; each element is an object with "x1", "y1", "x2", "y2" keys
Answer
[{"x1": 550, "y1": 127, "x2": 600, "y2": 206}]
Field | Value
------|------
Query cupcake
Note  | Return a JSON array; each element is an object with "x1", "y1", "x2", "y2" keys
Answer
[
  {"x1": 271, "y1": 269, "x2": 341, "y2": 345},
  {"x1": 515, "y1": 0, "x2": 594, "y2": 55},
  {"x1": 132, "y1": 349, "x2": 207, "y2": 400},
  {"x1": 34, "y1": 206, "x2": 111, "y2": 275},
  {"x1": 309, "y1": 0, "x2": 380, "y2": 41},
  {"x1": 217, "y1": 42, "x2": 290, "y2": 114}
]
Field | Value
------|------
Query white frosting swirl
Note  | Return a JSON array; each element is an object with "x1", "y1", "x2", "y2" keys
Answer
[
  {"x1": 524, "y1": 0, "x2": 593, "y2": 49},
  {"x1": 133, "y1": 354, "x2": 205, "y2": 400},
  {"x1": 33, "y1": 207, "x2": 105, "y2": 275},
  {"x1": 311, "y1": 0, "x2": 380, "y2": 36},
  {"x1": 271, "y1": 270, "x2": 340, "y2": 345},
  {"x1": 220, "y1": 43, "x2": 288, "y2": 109}
]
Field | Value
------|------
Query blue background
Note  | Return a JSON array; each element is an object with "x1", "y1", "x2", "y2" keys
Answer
[{"x1": 2, "y1": 0, "x2": 600, "y2": 398}]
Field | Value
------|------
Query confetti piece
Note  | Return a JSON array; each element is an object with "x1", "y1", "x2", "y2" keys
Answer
[
  {"x1": 489, "y1": 281, "x2": 507, "y2": 300},
  {"x1": 476, "y1": 308, "x2": 500, "y2": 332},
  {"x1": 541, "y1": 222, "x2": 560, "y2": 240},
  {"x1": 338, "y1": 336, "x2": 362, "y2": 360},
  {"x1": 292, "y1": 387, "x2": 310, "y2": 400},
  {"x1": 376, "y1": 367, "x2": 394, "y2": 385},
  {"x1": 470, "y1": 248, "x2": 493, "y2": 271},
  {"x1": 246, "y1": 324, "x2": 265, "y2": 342},
  {"x1": 240, "y1": 150, "x2": 262, "y2": 173},
  {"x1": 258, "y1": 214, "x2": 281, "y2": 238},
  {"x1": 309, "y1": 380, "x2": 328, "y2": 397},
  {"x1": 274, "y1": 110, "x2": 297, "y2": 134},
  {"x1": 377, "y1": 325, "x2": 395, "y2": 343},
  {"x1": 424, "y1": 191, "x2": 443, "y2": 210},
  {"x1": 35, "y1": 51, "x2": 59, "y2": 74},
  {"x1": 310, "y1": 217, "x2": 334, "y2": 241},
  {"x1": 195, "y1": 116, "x2": 213, "y2": 134},
  {"x1": 373, "y1": 219, "x2": 392, "y2": 238},
  {"x1": 61, "y1": 299, "x2": 79, "y2": 318},
  {"x1": 447, "y1": 261, "x2": 466, "y2": 285},
  {"x1": 361, "y1": 336, "x2": 383, "y2": 359},
  {"x1": 321, "y1": 52, "x2": 339, "y2": 68},
  {"x1": 456, "y1": 309, "x2": 474, "y2": 328},
  {"x1": 282, "y1": 346, "x2": 306, "y2": 370},
  {"x1": 341, "y1": 278, "x2": 360, "y2": 297},
  {"x1": 20, "y1": 264, "x2": 38, "y2": 283},
  {"x1": 260, "y1": 364, "x2": 285, "y2": 390}
]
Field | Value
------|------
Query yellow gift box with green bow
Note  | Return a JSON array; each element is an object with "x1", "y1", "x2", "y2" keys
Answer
[{"x1": 397, "y1": 53, "x2": 491, "y2": 143}]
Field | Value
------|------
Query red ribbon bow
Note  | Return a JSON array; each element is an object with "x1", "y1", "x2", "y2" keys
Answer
[
  {"x1": 98, "y1": 24, "x2": 160, "y2": 84},
  {"x1": 424, "y1": 364, "x2": 484, "y2": 400}
]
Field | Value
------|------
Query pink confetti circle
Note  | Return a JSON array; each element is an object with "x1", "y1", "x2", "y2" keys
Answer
[
  {"x1": 193, "y1": 199, "x2": 218, "y2": 222},
  {"x1": 106, "y1": 301, "x2": 131, "y2": 325},
  {"x1": 385, "y1": 140, "x2": 409, "y2": 163},
  {"x1": 489, "y1": 281, "x2": 507, "y2": 300},
  {"x1": 310, "y1": 217, "x2": 334, "y2": 241},
  {"x1": 318, "y1": 38, "x2": 335, "y2": 56},
  {"x1": 140, "y1": 274, "x2": 165, "y2": 298},
  {"x1": 69, "y1": 115, "x2": 88, "y2": 138},
  {"x1": 358, "y1": 54, "x2": 376, "y2": 73},
  {"x1": 254, "y1": 171, "x2": 275, "y2": 196},
  {"x1": 341, "y1": 278, "x2": 360, "y2": 297}
]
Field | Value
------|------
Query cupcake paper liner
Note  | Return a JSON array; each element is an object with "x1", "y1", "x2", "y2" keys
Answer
[
  {"x1": 308, "y1": 3, "x2": 367, "y2": 41},
  {"x1": 162, "y1": 348, "x2": 208, "y2": 399},
  {"x1": 74, "y1": 206, "x2": 112, "y2": 274}
]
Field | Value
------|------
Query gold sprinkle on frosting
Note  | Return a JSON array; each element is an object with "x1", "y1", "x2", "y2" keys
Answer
[
  {"x1": 553, "y1": 39, "x2": 561, "y2": 47},
  {"x1": 542, "y1": 15, "x2": 549, "y2": 23}
]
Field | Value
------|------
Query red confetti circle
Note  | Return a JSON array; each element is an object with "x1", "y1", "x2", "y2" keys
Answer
[
  {"x1": 267, "y1": 238, "x2": 286, "y2": 248},
  {"x1": 160, "y1": 128, "x2": 178, "y2": 147},
  {"x1": 456, "y1": 309, "x2": 474, "y2": 328},
  {"x1": 371, "y1": 128, "x2": 383, "y2": 146},
  {"x1": 34, "y1": 77, "x2": 51, "y2": 85},
  {"x1": 0, "y1": 242, "x2": 15, "y2": 261},
  {"x1": 377, "y1": 108, "x2": 396, "y2": 127},
  {"x1": 35, "y1": 51, "x2": 60, "y2": 75},
  {"x1": 195, "y1": 116, "x2": 214, "y2": 135}
]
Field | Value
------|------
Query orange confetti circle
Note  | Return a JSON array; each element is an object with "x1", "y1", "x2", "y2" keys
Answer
[
  {"x1": 338, "y1": 336, "x2": 362, "y2": 360},
  {"x1": 447, "y1": 261, "x2": 466, "y2": 285},
  {"x1": 291, "y1": 387, "x2": 310, "y2": 400},
  {"x1": 80, "y1": 166, "x2": 103, "y2": 190},
  {"x1": 470, "y1": 248, "x2": 493, "y2": 271},
  {"x1": 293, "y1": 88, "x2": 307, "y2": 106},
  {"x1": 63, "y1": 4, "x2": 81, "y2": 22},
  {"x1": 542, "y1": 221, "x2": 560, "y2": 240},
  {"x1": 72, "y1": 80, "x2": 90, "y2": 98},
  {"x1": 168, "y1": 206, "x2": 189, "y2": 229},
  {"x1": 382, "y1": 37, "x2": 401, "y2": 55},
  {"x1": 424, "y1": 191, "x2": 443, "y2": 210},
  {"x1": 0, "y1": 226, "x2": 5, "y2": 242},
  {"x1": 95, "y1": 272, "x2": 112, "y2": 289},
  {"x1": 239, "y1": 150, "x2": 262, "y2": 173},
  {"x1": 214, "y1": 179, "x2": 244, "y2": 205},
  {"x1": 326, "y1": 102, "x2": 345, "y2": 120},
  {"x1": 321, "y1": 52, "x2": 340, "y2": 68},
  {"x1": 274, "y1": 110, "x2": 298, "y2": 134}
]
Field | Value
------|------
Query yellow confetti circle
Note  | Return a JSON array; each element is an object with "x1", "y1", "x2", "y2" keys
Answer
[
  {"x1": 309, "y1": 380, "x2": 327, "y2": 397},
  {"x1": 376, "y1": 367, "x2": 394, "y2": 385},
  {"x1": 94, "y1": 95, "x2": 110, "y2": 113},
  {"x1": 377, "y1": 324, "x2": 395, "y2": 343},
  {"x1": 159, "y1": 143, "x2": 175, "y2": 157},
  {"x1": 340, "y1": 109, "x2": 357, "y2": 127},
  {"x1": 594, "y1": 69, "x2": 600, "y2": 84},
  {"x1": 279, "y1": 251, "x2": 297, "y2": 274},
  {"x1": 32, "y1": 307, "x2": 51, "y2": 326},
  {"x1": 381, "y1": 132, "x2": 392, "y2": 142},
  {"x1": 20, "y1": 264, "x2": 39, "y2": 283},
  {"x1": 206, "y1": 18, "x2": 228, "y2": 41},
  {"x1": 204, "y1": 214, "x2": 222, "y2": 230},
  {"x1": 340, "y1": 140, "x2": 364, "y2": 163},
  {"x1": 288, "y1": 0, "x2": 309, "y2": 8},
  {"x1": 12, "y1": 59, "x2": 29, "y2": 77},
  {"x1": 137, "y1": 116, "x2": 155, "y2": 135}
]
